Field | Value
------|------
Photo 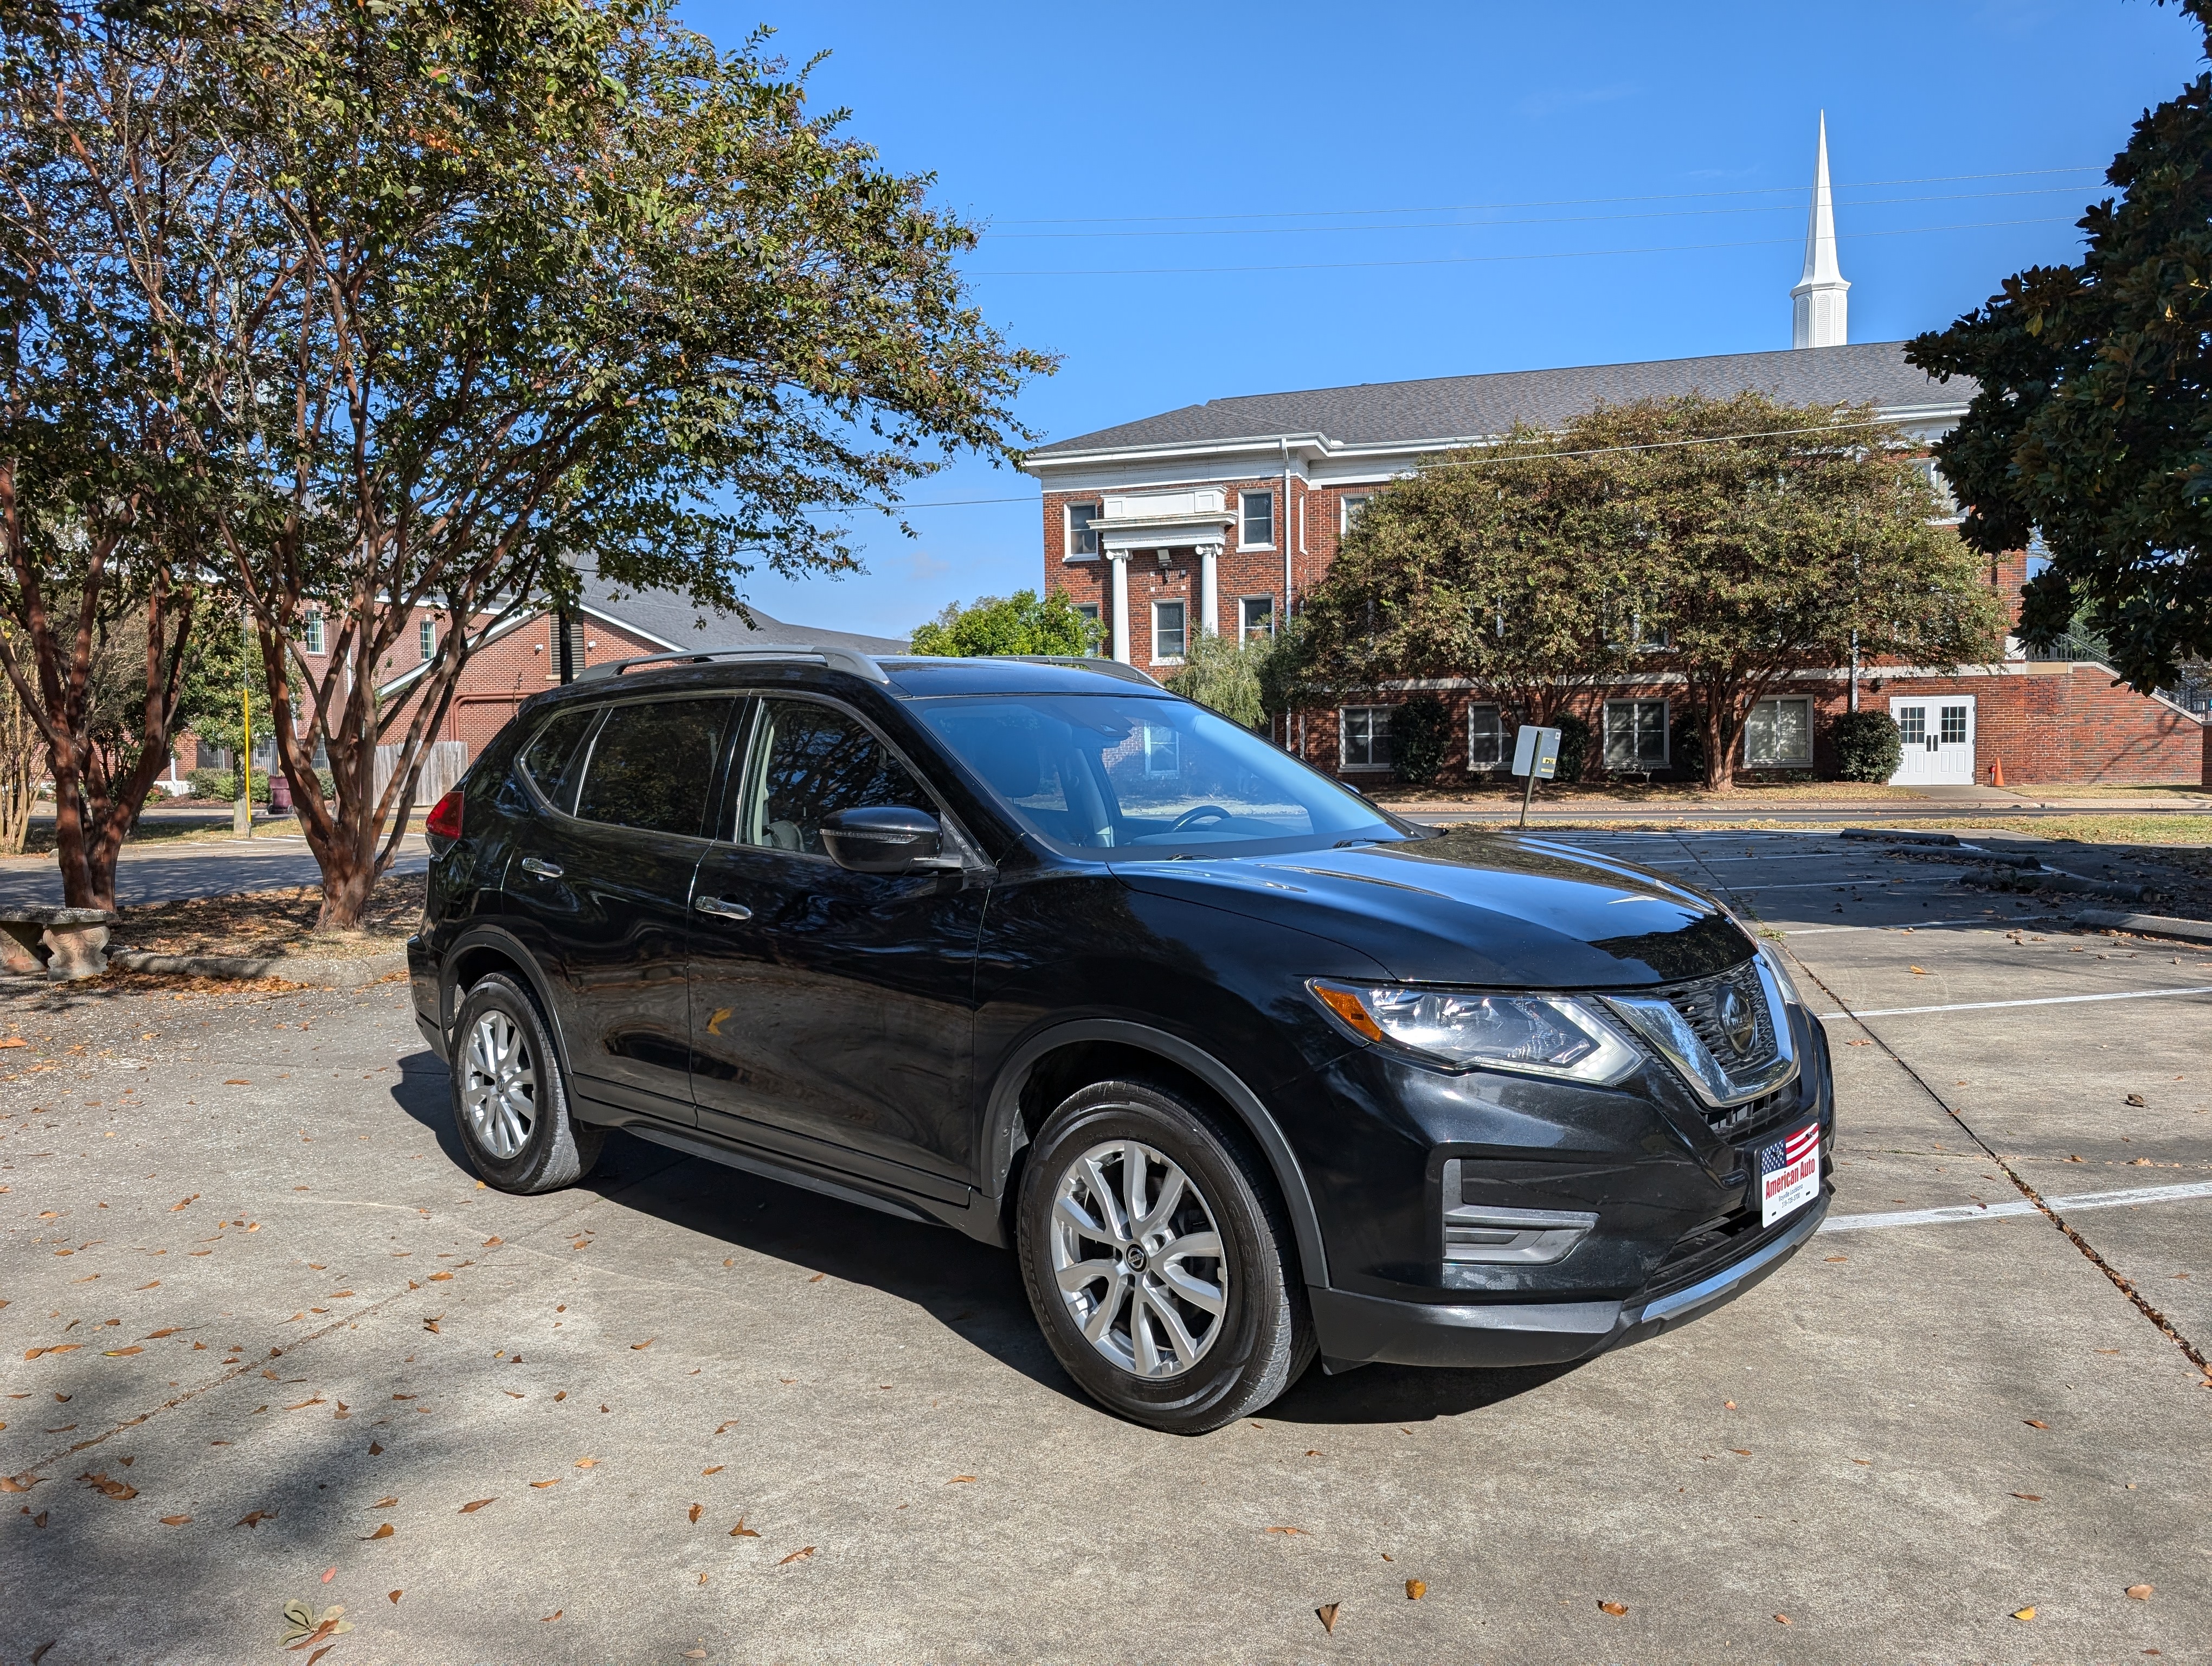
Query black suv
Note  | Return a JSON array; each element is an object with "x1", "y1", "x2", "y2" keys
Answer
[{"x1": 410, "y1": 648, "x2": 1832, "y2": 1433}]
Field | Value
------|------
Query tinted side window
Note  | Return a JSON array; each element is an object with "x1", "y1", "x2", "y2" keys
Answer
[
  {"x1": 517, "y1": 706, "x2": 600, "y2": 812},
  {"x1": 740, "y1": 699, "x2": 927, "y2": 855},
  {"x1": 573, "y1": 699, "x2": 731, "y2": 837}
]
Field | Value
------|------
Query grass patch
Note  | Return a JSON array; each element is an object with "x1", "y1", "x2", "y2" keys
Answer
[
  {"x1": 2001, "y1": 783, "x2": 2212, "y2": 801},
  {"x1": 1917, "y1": 815, "x2": 2212, "y2": 845}
]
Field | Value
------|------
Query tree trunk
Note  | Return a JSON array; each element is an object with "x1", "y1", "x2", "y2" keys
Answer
[{"x1": 1701, "y1": 700, "x2": 1736, "y2": 792}]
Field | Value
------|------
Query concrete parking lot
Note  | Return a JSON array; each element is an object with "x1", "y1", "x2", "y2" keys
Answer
[{"x1": 1, "y1": 827, "x2": 2207, "y2": 1664}]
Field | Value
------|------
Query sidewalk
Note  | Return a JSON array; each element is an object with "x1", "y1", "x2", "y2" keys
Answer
[{"x1": 1375, "y1": 781, "x2": 2212, "y2": 822}]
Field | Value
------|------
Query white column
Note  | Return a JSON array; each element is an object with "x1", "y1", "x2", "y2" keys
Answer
[
  {"x1": 1199, "y1": 542, "x2": 1220, "y2": 638},
  {"x1": 1109, "y1": 551, "x2": 1131, "y2": 665}
]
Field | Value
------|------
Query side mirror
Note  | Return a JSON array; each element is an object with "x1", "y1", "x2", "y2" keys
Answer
[{"x1": 820, "y1": 805, "x2": 957, "y2": 875}]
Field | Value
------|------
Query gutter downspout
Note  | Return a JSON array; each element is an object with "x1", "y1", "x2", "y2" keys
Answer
[{"x1": 1281, "y1": 438, "x2": 1294, "y2": 624}]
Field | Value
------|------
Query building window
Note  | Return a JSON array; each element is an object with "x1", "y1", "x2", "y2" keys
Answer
[
  {"x1": 1238, "y1": 595, "x2": 1274, "y2": 641},
  {"x1": 1911, "y1": 458, "x2": 1962, "y2": 519},
  {"x1": 1239, "y1": 490, "x2": 1274, "y2": 549},
  {"x1": 1141, "y1": 723, "x2": 1180, "y2": 777},
  {"x1": 1065, "y1": 501, "x2": 1101, "y2": 560},
  {"x1": 1744, "y1": 696, "x2": 1812, "y2": 768},
  {"x1": 301, "y1": 611, "x2": 324, "y2": 655},
  {"x1": 1467, "y1": 704, "x2": 1504, "y2": 768},
  {"x1": 1603, "y1": 699, "x2": 1668, "y2": 770},
  {"x1": 1940, "y1": 703, "x2": 1969, "y2": 745},
  {"x1": 1152, "y1": 599, "x2": 1187, "y2": 663},
  {"x1": 1340, "y1": 494, "x2": 1371, "y2": 535},
  {"x1": 419, "y1": 618, "x2": 436, "y2": 661},
  {"x1": 1341, "y1": 706, "x2": 1392, "y2": 770}
]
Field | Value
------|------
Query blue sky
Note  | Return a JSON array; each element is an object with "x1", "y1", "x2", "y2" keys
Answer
[{"x1": 677, "y1": 0, "x2": 2205, "y2": 641}]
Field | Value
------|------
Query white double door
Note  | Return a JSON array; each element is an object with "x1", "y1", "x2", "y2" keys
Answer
[{"x1": 1888, "y1": 694, "x2": 1976, "y2": 785}]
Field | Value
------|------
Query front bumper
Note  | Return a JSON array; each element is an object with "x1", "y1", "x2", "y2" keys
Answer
[{"x1": 1309, "y1": 1187, "x2": 1830, "y2": 1370}]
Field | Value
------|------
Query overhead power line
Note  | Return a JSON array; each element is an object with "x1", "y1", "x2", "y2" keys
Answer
[
  {"x1": 986, "y1": 166, "x2": 2107, "y2": 228},
  {"x1": 970, "y1": 215, "x2": 2069, "y2": 279},
  {"x1": 987, "y1": 184, "x2": 2095, "y2": 241}
]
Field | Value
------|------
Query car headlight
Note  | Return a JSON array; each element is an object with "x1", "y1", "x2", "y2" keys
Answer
[
  {"x1": 1757, "y1": 942, "x2": 1805, "y2": 1008},
  {"x1": 1307, "y1": 980, "x2": 1641, "y2": 1084}
]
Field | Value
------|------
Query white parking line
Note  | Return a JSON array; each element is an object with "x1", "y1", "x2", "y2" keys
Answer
[
  {"x1": 1785, "y1": 912, "x2": 2058, "y2": 937},
  {"x1": 1815, "y1": 985, "x2": 2212, "y2": 1021},
  {"x1": 1822, "y1": 1178, "x2": 2212, "y2": 1234}
]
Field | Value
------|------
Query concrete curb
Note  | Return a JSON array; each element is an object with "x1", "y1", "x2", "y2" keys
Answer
[
  {"x1": 2073, "y1": 908, "x2": 2212, "y2": 945},
  {"x1": 107, "y1": 948, "x2": 408, "y2": 988}
]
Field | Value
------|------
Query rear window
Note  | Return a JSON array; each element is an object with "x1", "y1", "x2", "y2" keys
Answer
[
  {"x1": 572, "y1": 699, "x2": 732, "y2": 837},
  {"x1": 517, "y1": 706, "x2": 599, "y2": 811}
]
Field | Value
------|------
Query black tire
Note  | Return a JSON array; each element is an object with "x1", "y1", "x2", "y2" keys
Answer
[
  {"x1": 1017, "y1": 1078, "x2": 1314, "y2": 1434},
  {"x1": 449, "y1": 972, "x2": 603, "y2": 1194}
]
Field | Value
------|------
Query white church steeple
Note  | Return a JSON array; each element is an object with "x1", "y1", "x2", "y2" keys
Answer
[{"x1": 1791, "y1": 112, "x2": 1849, "y2": 349}]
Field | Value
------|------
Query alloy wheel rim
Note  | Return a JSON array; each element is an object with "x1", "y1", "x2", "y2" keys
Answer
[
  {"x1": 1049, "y1": 1137, "x2": 1228, "y2": 1379},
  {"x1": 463, "y1": 1009, "x2": 537, "y2": 1161}
]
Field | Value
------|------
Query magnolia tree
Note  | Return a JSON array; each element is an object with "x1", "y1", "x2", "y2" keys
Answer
[
  {"x1": 1909, "y1": 0, "x2": 2212, "y2": 693},
  {"x1": 158, "y1": 1, "x2": 1047, "y2": 929}
]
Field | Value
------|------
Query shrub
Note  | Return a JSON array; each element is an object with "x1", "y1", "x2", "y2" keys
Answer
[
  {"x1": 1831, "y1": 709, "x2": 1903, "y2": 783},
  {"x1": 1164, "y1": 633, "x2": 1263, "y2": 728},
  {"x1": 185, "y1": 767, "x2": 234, "y2": 800},
  {"x1": 1551, "y1": 713, "x2": 1592, "y2": 784},
  {"x1": 1391, "y1": 695, "x2": 1450, "y2": 786},
  {"x1": 909, "y1": 589, "x2": 1099, "y2": 657}
]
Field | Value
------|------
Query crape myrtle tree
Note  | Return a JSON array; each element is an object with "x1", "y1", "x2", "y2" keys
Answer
[
  {"x1": 1287, "y1": 423, "x2": 1651, "y2": 733},
  {"x1": 1908, "y1": 0, "x2": 2212, "y2": 694},
  {"x1": 191, "y1": 1, "x2": 1049, "y2": 929},
  {"x1": 1591, "y1": 394, "x2": 2007, "y2": 790},
  {"x1": 0, "y1": 2, "x2": 243, "y2": 910}
]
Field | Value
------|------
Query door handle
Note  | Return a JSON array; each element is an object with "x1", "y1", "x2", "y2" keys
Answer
[
  {"x1": 519, "y1": 857, "x2": 564, "y2": 879},
  {"x1": 695, "y1": 896, "x2": 753, "y2": 921}
]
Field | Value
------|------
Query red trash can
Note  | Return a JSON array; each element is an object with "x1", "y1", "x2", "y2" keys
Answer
[{"x1": 267, "y1": 772, "x2": 292, "y2": 813}]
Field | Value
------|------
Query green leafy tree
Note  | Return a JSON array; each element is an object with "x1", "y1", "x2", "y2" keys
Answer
[
  {"x1": 1908, "y1": 1, "x2": 2212, "y2": 694},
  {"x1": 176, "y1": 609, "x2": 271, "y2": 767},
  {"x1": 128, "y1": 2, "x2": 1054, "y2": 929},
  {"x1": 909, "y1": 589, "x2": 1098, "y2": 656},
  {"x1": 1388, "y1": 693, "x2": 1450, "y2": 786},
  {"x1": 1163, "y1": 631, "x2": 1263, "y2": 728},
  {"x1": 0, "y1": 4, "x2": 233, "y2": 908},
  {"x1": 1291, "y1": 424, "x2": 1644, "y2": 730},
  {"x1": 1586, "y1": 394, "x2": 2007, "y2": 789}
]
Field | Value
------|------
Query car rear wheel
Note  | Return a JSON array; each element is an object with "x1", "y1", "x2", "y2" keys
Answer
[
  {"x1": 1017, "y1": 1078, "x2": 1312, "y2": 1433},
  {"x1": 451, "y1": 972, "x2": 603, "y2": 1194}
]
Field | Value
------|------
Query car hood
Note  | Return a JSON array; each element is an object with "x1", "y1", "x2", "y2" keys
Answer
[{"x1": 1108, "y1": 828, "x2": 1755, "y2": 988}]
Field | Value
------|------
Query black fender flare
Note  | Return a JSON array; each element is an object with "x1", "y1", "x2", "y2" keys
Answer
[
  {"x1": 980, "y1": 1018, "x2": 1330, "y2": 1287},
  {"x1": 438, "y1": 922, "x2": 576, "y2": 1082}
]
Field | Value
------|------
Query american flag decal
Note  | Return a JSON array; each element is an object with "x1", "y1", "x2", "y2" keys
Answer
[{"x1": 1759, "y1": 1123, "x2": 1822, "y2": 1226}]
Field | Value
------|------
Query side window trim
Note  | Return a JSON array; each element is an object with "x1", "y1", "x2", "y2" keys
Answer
[
  {"x1": 563, "y1": 693, "x2": 743, "y2": 842},
  {"x1": 722, "y1": 689, "x2": 984, "y2": 867},
  {"x1": 517, "y1": 703, "x2": 607, "y2": 818}
]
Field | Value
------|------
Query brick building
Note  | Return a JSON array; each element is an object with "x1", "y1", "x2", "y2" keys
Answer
[{"x1": 1019, "y1": 126, "x2": 2207, "y2": 789}]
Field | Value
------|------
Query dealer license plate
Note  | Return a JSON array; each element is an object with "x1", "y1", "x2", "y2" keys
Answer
[{"x1": 1758, "y1": 1123, "x2": 1822, "y2": 1227}]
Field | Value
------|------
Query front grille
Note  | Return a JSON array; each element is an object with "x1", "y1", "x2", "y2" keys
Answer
[
  {"x1": 1663, "y1": 963, "x2": 1776, "y2": 1074},
  {"x1": 1707, "y1": 1081, "x2": 1798, "y2": 1145}
]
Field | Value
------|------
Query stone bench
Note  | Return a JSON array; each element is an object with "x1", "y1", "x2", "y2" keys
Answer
[{"x1": 0, "y1": 906, "x2": 120, "y2": 981}]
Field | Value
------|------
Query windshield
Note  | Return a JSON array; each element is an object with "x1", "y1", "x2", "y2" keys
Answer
[{"x1": 915, "y1": 693, "x2": 1417, "y2": 856}]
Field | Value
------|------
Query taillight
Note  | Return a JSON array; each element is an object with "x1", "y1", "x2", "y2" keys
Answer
[{"x1": 425, "y1": 789, "x2": 464, "y2": 840}]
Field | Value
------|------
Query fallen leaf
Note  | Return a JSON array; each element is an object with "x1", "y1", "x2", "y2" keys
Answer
[
  {"x1": 702, "y1": 1464, "x2": 724, "y2": 1475},
  {"x1": 1316, "y1": 1603, "x2": 1340, "y2": 1634},
  {"x1": 1405, "y1": 1579, "x2": 1426, "y2": 1600},
  {"x1": 459, "y1": 1498, "x2": 494, "y2": 1513},
  {"x1": 160, "y1": 1514, "x2": 191, "y2": 1526},
  {"x1": 1774, "y1": 1613, "x2": 1792, "y2": 1625},
  {"x1": 1724, "y1": 1400, "x2": 1737, "y2": 1409},
  {"x1": 2, "y1": 1474, "x2": 47, "y2": 1494},
  {"x1": 365, "y1": 1523, "x2": 393, "y2": 1540},
  {"x1": 144, "y1": 1327, "x2": 181, "y2": 1338},
  {"x1": 0, "y1": 1037, "x2": 24, "y2": 1048},
  {"x1": 630, "y1": 1338, "x2": 654, "y2": 1350},
  {"x1": 2024, "y1": 1419, "x2": 2049, "y2": 1430},
  {"x1": 729, "y1": 1518, "x2": 760, "y2": 1537},
  {"x1": 2126, "y1": 1093, "x2": 2147, "y2": 1107},
  {"x1": 136, "y1": 1281, "x2": 160, "y2": 1291},
  {"x1": 501, "y1": 1389, "x2": 524, "y2": 1399},
  {"x1": 79, "y1": 1471, "x2": 138, "y2": 1500},
  {"x1": 374, "y1": 1497, "x2": 397, "y2": 1508},
  {"x1": 540, "y1": 1610, "x2": 561, "y2": 1623},
  {"x1": 321, "y1": 1567, "x2": 336, "y2": 1584},
  {"x1": 24, "y1": 1345, "x2": 82, "y2": 1360},
  {"x1": 236, "y1": 1509, "x2": 278, "y2": 1528},
  {"x1": 2012, "y1": 1492, "x2": 2043, "y2": 1502},
  {"x1": 102, "y1": 1346, "x2": 143, "y2": 1357},
  {"x1": 2011, "y1": 1605, "x2": 2036, "y2": 1622},
  {"x1": 428, "y1": 1272, "x2": 452, "y2": 1282},
  {"x1": 388, "y1": 1591, "x2": 402, "y2": 1605},
  {"x1": 530, "y1": 1479, "x2": 559, "y2": 1489},
  {"x1": 574, "y1": 1457, "x2": 596, "y2": 1469},
  {"x1": 285, "y1": 1398, "x2": 326, "y2": 1411},
  {"x1": 30, "y1": 1645, "x2": 53, "y2": 1665},
  {"x1": 1265, "y1": 1525, "x2": 1306, "y2": 1535},
  {"x1": 483, "y1": 1235, "x2": 503, "y2": 1246},
  {"x1": 368, "y1": 1442, "x2": 384, "y2": 1456},
  {"x1": 422, "y1": 1317, "x2": 441, "y2": 1333},
  {"x1": 1909, "y1": 965, "x2": 1928, "y2": 975},
  {"x1": 713, "y1": 1422, "x2": 737, "y2": 1436},
  {"x1": 170, "y1": 1193, "x2": 200, "y2": 1210},
  {"x1": 1599, "y1": 1600, "x2": 1629, "y2": 1616},
  {"x1": 947, "y1": 1474, "x2": 976, "y2": 1484},
  {"x1": 1730, "y1": 1448, "x2": 1752, "y2": 1456},
  {"x1": 683, "y1": 1653, "x2": 705, "y2": 1661},
  {"x1": 1824, "y1": 1255, "x2": 1848, "y2": 1263},
  {"x1": 2127, "y1": 1584, "x2": 2155, "y2": 1600}
]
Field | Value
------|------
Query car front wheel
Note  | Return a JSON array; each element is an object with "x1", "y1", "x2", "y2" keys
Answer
[
  {"x1": 450, "y1": 972, "x2": 603, "y2": 1194},
  {"x1": 1017, "y1": 1078, "x2": 1312, "y2": 1433}
]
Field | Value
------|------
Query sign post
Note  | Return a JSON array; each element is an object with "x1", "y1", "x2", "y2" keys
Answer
[{"x1": 1510, "y1": 725, "x2": 1561, "y2": 829}]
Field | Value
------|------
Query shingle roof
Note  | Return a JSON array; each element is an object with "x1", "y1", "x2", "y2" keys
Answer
[
  {"x1": 580, "y1": 574, "x2": 908, "y2": 656},
  {"x1": 1027, "y1": 340, "x2": 1970, "y2": 458}
]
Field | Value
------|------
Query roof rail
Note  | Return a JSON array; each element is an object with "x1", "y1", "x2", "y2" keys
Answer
[
  {"x1": 575, "y1": 644, "x2": 890, "y2": 685},
  {"x1": 1008, "y1": 655, "x2": 1162, "y2": 688}
]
